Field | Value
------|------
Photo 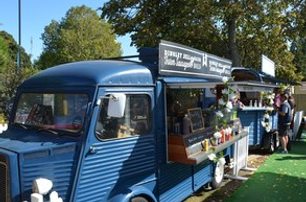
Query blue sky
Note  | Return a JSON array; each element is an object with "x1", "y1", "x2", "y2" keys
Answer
[{"x1": 0, "y1": 0, "x2": 137, "y2": 61}]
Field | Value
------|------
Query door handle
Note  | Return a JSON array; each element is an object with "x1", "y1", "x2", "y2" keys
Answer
[{"x1": 88, "y1": 146, "x2": 97, "y2": 154}]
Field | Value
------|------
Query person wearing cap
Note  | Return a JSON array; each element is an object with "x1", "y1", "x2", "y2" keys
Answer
[{"x1": 277, "y1": 93, "x2": 292, "y2": 153}]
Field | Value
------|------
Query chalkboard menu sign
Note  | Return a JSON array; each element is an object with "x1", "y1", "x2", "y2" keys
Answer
[
  {"x1": 159, "y1": 40, "x2": 232, "y2": 79},
  {"x1": 188, "y1": 108, "x2": 205, "y2": 133},
  {"x1": 183, "y1": 127, "x2": 213, "y2": 147}
]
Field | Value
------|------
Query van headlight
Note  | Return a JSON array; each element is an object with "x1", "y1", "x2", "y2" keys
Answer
[{"x1": 32, "y1": 178, "x2": 53, "y2": 195}]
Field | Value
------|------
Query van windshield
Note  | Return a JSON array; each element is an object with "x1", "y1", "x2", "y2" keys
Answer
[{"x1": 14, "y1": 93, "x2": 89, "y2": 133}]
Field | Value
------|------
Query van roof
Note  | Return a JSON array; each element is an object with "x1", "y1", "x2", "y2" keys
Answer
[{"x1": 20, "y1": 60, "x2": 154, "y2": 88}]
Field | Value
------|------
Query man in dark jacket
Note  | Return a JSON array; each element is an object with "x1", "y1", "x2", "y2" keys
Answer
[{"x1": 278, "y1": 93, "x2": 292, "y2": 153}]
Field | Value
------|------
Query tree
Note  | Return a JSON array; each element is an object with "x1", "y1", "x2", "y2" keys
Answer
[
  {"x1": 101, "y1": 0, "x2": 303, "y2": 82},
  {"x1": 102, "y1": 1, "x2": 224, "y2": 56},
  {"x1": 290, "y1": 1, "x2": 306, "y2": 80},
  {"x1": 0, "y1": 31, "x2": 36, "y2": 116},
  {"x1": 0, "y1": 31, "x2": 32, "y2": 69},
  {"x1": 36, "y1": 6, "x2": 121, "y2": 69},
  {"x1": 0, "y1": 36, "x2": 9, "y2": 72}
]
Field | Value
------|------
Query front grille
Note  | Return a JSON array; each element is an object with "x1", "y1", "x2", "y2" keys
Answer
[{"x1": 0, "y1": 155, "x2": 8, "y2": 202}]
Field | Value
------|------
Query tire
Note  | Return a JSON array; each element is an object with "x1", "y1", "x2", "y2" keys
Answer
[
  {"x1": 269, "y1": 134, "x2": 276, "y2": 153},
  {"x1": 211, "y1": 161, "x2": 225, "y2": 189},
  {"x1": 287, "y1": 136, "x2": 291, "y2": 151},
  {"x1": 269, "y1": 142, "x2": 275, "y2": 153},
  {"x1": 131, "y1": 196, "x2": 149, "y2": 202}
]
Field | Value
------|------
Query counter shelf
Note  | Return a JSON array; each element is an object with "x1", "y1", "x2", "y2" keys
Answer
[{"x1": 168, "y1": 129, "x2": 248, "y2": 165}]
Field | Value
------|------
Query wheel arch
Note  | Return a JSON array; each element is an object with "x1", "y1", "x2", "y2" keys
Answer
[{"x1": 108, "y1": 185, "x2": 157, "y2": 202}]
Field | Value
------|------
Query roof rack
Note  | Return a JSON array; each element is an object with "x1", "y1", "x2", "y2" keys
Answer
[{"x1": 103, "y1": 47, "x2": 159, "y2": 64}]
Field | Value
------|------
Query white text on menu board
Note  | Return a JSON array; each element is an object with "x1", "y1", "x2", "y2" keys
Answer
[
  {"x1": 164, "y1": 49, "x2": 202, "y2": 70},
  {"x1": 208, "y1": 59, "x2": 231, "y2": 75}
]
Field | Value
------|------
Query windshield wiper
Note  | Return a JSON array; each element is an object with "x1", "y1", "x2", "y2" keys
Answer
[
  {"x1": 37, "y1": 127, "x2": 59, "y2": 135},
  {"x1": 14, "y1": 122, "x2": 28, "y2": 129}
]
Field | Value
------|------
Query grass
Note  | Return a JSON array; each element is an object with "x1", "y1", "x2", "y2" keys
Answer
[{"x1": 226, "y1": 133, "x2": 306, "y2": 202}]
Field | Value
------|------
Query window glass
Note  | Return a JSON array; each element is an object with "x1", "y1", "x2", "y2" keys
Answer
[
  {"x1": 14, "y1": 93, "x2": 89, "y2": 133},
  {"x1": 96, "y1": 94, "x2": 151, "y2": 140}
]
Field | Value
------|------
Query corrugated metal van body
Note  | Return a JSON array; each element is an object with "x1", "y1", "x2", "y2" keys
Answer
[
  {"x1": 238, "y1": 110, "x2": 259, "y2": 145},
  {"x1": 20, "y1": 143, "x2": 78, "y2": 201},
  {"x1": 159, "y1": 163, "x2": 193, "y2": 201},
  {"x1": 159, "y1": 160, "x2": 213, "y2": 202},
  {"x1": 238, "y1": 109, "x2": 276, "y2": 146},
  {"x1": 75, "y1": 133, "x2": 156, "y2": 201}
]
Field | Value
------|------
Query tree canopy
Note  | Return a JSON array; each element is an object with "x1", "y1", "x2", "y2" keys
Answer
[
  {"x1": 0, "y1": 36, "x2": 9, "y2": 72},
  {"x1": 291, "y1": 1, "x2": 306, "y2": 79},
  {"x1": 36, "y1": 5, "x2": 122, "y2": 69},
  {"x1": 0, "y1": 31, "x2": 36, "y2": 116},
  {"x1": 0, "y1": 31, "x2": 32, "y2": 70},
  {"x1": 101, "y1": 0, "x2": 305, "y2": 82}
]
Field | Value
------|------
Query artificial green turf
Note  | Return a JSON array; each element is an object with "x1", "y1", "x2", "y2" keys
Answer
[{"x1": 226, "y1": 136, "x2": 306, "y2": 202}]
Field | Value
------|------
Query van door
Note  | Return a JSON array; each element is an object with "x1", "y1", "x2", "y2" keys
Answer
[{"x1": 74, "y1": 87, "x2": 156, "y2": 202}]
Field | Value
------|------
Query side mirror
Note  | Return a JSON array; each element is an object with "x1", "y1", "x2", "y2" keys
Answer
[{"x1": 107, "y1": 93, "x2": 126, "y2": 118}]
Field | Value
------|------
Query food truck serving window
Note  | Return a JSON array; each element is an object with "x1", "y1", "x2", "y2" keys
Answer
[
  {"x1": 96, "y1": 94, "x2": 152, "y2": 140},
  {"x1": 167, "y1": 88, "x2": 216, "y2": 134}
]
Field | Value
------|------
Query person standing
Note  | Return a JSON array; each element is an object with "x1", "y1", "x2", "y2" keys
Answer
[{"x1": 278, "y1": 93, "x2": 292, "y2": 153}]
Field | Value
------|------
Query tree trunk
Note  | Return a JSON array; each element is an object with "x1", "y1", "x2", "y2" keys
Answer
[{"x1": 227, "y1": 17, "x2": 241, "y2": 67}]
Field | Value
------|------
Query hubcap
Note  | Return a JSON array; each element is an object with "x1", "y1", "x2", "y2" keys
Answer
[{"x1": 215, "y1": 162, "x2": 224, "y2": 183}]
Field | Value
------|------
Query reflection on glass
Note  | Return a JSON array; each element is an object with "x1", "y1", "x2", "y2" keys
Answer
[{"x1": 14, "y1": 93, "x2": 89, "y2": 133}]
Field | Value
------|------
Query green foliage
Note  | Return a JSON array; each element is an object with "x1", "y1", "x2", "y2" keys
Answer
[
  {"x1": 0, "y1": 31, "x2": 32, "y2": 69},
  {"x1": 0, "y1": 113, "x2": 6, "y2": 124},
  {"x1": 292, "y1": 38, "x2": 306, "y2": 79},
  {"x1": 36, "y1": 6, "x2": 122, "y2": 69},
  {"x1": 0, "y1": 62, "x2": 38, "y2": 116},
  {"x1": 0, "y1": 31, "x2": 33, "y2": 116},
  {"x1": 102, "y1": 0, "x2": 224, "y2": 56},
  {"x1": 289, "y1": 1, "x2": 306, "y2": 80},
  {"x1": 0, "y1": 36, "x2": 9, "y2": 71},
  {"x1": 102, "y1": 0, "x2": 303, "y2": 82}
]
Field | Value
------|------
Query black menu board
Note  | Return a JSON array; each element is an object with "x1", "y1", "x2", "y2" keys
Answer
[{"x1": 188, "y1": 108, "x2": 205, "y2": 133}]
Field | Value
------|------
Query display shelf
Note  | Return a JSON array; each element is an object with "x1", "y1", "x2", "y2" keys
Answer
[
  {"x1": 168, "y1": 129, "x2": 248, "y2": 165},
  {"x1": 240, "y1": 106, "x2": 274, "y2": 111}
]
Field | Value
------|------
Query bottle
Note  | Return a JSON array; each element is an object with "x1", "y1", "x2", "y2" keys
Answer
[
  {"x1": 203, "y1": 139, "x2": 209, "y2": 152},
  {"x1": 183, "y1": 114, "x2": 191, "y2": 135},
  {"x1": 220, "y1": 128, "x2": 225, "y2": 143}
]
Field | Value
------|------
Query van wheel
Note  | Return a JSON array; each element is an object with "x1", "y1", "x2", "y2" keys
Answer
[
  {"x1": 211, "y1": 161, "x2": 224, "y2": 189},
  {"x1": 269, "y1": 143, "x2": 275, "y2": 153},
  {"x1": 131, "y1": 196, "x2": 149, "y2": 202}
]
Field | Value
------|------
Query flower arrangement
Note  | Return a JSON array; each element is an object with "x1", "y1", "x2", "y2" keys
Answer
[
  {"x1": 0, "y1": 113, "x2": 6, "y2": 124},
  {"x1": 215, "y1": 77, "x2": 239, "y2": 128},
  {"x1": 208, "y1": 152, "x2": 226, "y2": 165},
  {"x1": 261, "y1": 112, "x2": 271, "y2": 133},
  {"x1": 208, "y1": 77, "x2": 240, "y2": 146},
  {"x1": 261, "y1": 91, "x2": 275, "y2": 108},
  {"x1": 0, "y1": 113, "x2": 8, "y2": 134}
]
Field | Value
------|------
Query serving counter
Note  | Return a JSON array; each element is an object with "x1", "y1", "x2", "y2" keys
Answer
[
  {"x1": 168, "y1": 129, "x2": 248, "y2": 165},
  {"x1": 237, "y1": 107, "x2": 278, "y2": 146}
]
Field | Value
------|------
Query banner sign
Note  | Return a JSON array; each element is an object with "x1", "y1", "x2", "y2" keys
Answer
[
  {"x1": 159, "y1": 40, "x2": 232, "y2": 79},
  {"x1": 261, "y1": 55, "x2": 275, "y2": 77}
]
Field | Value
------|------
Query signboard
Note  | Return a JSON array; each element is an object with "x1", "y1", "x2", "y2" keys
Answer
[
  {"x1": 261, "y1": 55, "x2": 275, "y2": 77},
  {"x1": 188, "y1": 108, "x2": 205, "y2": 133},
  {"x1": 183, "y1": 127, "x2": 213, "y2": 147},
  {"x1": 159, "y1": 40, "x2": 232, "y2": 79}
]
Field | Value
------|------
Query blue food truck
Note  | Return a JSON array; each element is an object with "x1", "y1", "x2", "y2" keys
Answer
[
  {"x1": 0, "y1": 41, "x2": 246, "y2": 202},
  {"x1": 231, "y1": 67, "x2": 279, "y2": 152}
]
